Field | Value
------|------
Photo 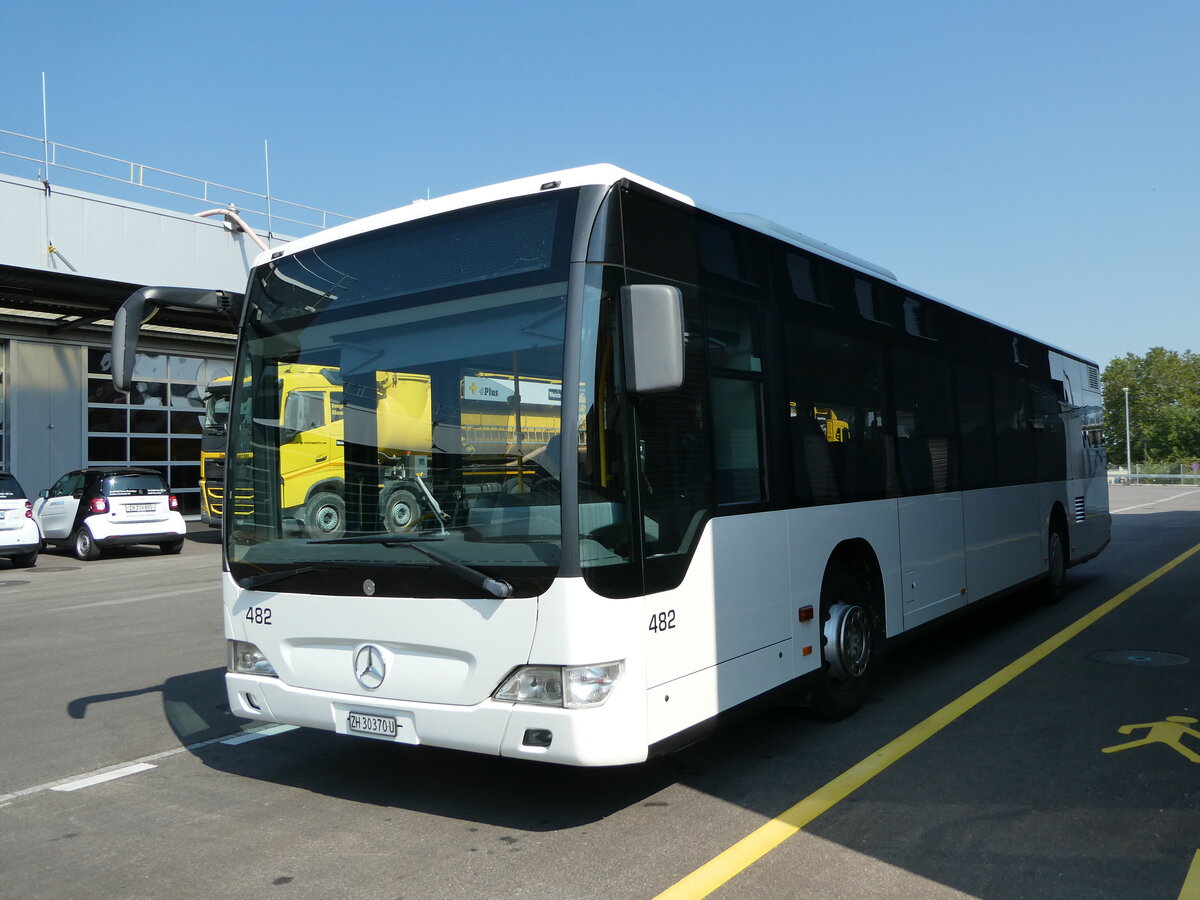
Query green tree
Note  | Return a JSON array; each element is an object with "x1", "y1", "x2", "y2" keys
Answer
[{"x1": 1102, "y1": 348, "x2": 1200, "y2": 466}]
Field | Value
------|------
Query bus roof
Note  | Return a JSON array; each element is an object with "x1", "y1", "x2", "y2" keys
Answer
[
  {"x1": 256, "y1": 164, "x2": 896, "y2": 278},
  {"x1": 257, "y1": 164, "x2": 1098, "y2": 370}
]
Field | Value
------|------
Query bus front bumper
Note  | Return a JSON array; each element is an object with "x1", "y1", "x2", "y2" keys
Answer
[{"x1": 225, "y1": 673, "x2": 648, "y2": 767}]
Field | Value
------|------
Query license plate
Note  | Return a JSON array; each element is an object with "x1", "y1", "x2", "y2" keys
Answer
[
  {"x1": 347, "y1": 711, "x2": 397, "y2": 738},
  {"x1": 125, "y1": 503, "x2": 156, "y2": 513}
]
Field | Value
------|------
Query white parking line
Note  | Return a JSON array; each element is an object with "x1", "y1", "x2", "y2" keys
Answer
[
  {"x1": 51, "y1": 763, "x2": 157, "y2": 792},
  {"x1": 1112, "y1": 489, "x2": 1200, "y2": 513},
  {"x1": 221, "y1": 724, "x2": 299, "y2": 745},
  {"x1": 0, "y1": 723, "x2": 297, "y2": 806},
  {"x1": 50, "y1": 587, "x2": 211, "y2": 612}
]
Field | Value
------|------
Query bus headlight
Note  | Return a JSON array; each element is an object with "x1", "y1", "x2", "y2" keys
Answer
[
  {"x1": 494, "y1": 661, "x2": 623, "y2": 709},
  {"x1": 228, "y1": 640, "x2": 278, "y2": 677}
]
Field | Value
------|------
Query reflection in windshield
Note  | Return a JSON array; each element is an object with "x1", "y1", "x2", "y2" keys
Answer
[{"x1": 224, "y1": 193, "x2": 576, "y2": 596}]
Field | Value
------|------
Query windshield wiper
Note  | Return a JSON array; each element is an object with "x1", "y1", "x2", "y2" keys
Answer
[
  {"x1": 310, "y1": 533, "x2": 512, "y2": 598},
  {"x1": 407, "y1": 542, "x2": 513, "y2": 599},
  {"x1": 309, "y1": 533, "x2": 447, "y2": 545},
  {"x1": 239, "y1": 565, "x2": 330, "y2": 590}
]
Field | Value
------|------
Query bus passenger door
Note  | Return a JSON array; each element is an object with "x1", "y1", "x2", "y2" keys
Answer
[{"x1": 893, "y1": 350, "x2": 967, "y2": 627}]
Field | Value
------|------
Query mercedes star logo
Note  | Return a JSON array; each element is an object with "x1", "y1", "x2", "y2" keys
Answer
[{"x1": 354, "y1": 644, "x2": 386, "y2": 690}]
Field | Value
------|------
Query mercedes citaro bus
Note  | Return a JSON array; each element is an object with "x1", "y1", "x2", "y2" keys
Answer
[{"x1": 109, "y1": 165, "x2": 1109, "y2": 765}]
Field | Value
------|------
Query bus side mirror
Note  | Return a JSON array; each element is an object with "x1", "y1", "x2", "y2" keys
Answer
[
  {"x1": 111, "y1": 291, "x2": 149, "y2": 393},
  {"x1": 620, "y1": 284, "x2": 684, "y2": 394},
  {"x1": 111, "y1": 286, "x2": 245, "y2": 393}
]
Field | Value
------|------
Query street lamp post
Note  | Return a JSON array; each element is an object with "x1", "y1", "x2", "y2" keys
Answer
[{"x1": 1123, "y1": 387, "x2": 1132, "y2": 485}]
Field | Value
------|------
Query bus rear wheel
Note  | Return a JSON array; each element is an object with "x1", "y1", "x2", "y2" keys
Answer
[
  {"x1": 810, "y1": 560, "x2": 874, "y2": 720},
  {"x1": 1043, "y1": 523, "x2": 1068, "y2": 604}
]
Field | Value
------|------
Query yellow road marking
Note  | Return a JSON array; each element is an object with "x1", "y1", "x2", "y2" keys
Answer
[
  {"x1": 655, "y1": 541, "x2": 1200, "y2": 900},
  {"x1": 1181, "y1": 850, "x2": 1200, "y2": 900}
]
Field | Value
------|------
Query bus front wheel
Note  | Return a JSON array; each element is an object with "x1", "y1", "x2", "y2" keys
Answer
[{"x1": 810, "y1": 560, "x2": 874, "y2": 720}]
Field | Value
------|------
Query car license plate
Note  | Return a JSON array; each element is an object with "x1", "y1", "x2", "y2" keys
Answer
[
  {"x1": 347, "y1": 711, "x2": 397, "y2": 738},
  {"x1": 125, "y1": 503, "x2": 156, "y2": 513}
]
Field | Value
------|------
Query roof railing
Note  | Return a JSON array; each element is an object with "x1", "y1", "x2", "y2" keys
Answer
[{"x1": 0, "y1": 128, "x2": 354, "y2": 238}]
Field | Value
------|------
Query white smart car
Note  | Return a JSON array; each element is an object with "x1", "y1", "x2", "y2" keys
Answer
[
  {"x1": 34, "y1": 467, "x2": 187, "y2": 560},
  {"x1": 0, "y1": 472, "x2": 41, "y2": 568}
]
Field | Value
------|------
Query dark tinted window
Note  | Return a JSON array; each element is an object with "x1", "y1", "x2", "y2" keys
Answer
[
  {"x1": 903, "y1": 296, "x2": 935, "y2": 339},
  {"x1": 635, "y1": 287, "x2": 713, "y2": 592},
  {"x1": 957, "y1": 366, "x2": 996, "y2": 489},
  {"x1": 784, "y1": 253, "x2": 826, "y2": 306},
  {"x1": 785, "y1": 326, "x2": 891, "y2": 503},
  {"x1": 101, "y1": 473, "x2": 169, "y2": 496},
  {"x1": 993, "y1": 374, "x2": 1036, "y2": 485},
  {"x1": 893, "y1": 349, "x2": 956, "y2": 494},
  {"x1": 621, "y1": 188, "x2": 698, "y2": 284},
  {"x1": 706, "y1": 298, "x2": 765, "y2": 504},
  {"x1": 0, "y1": 474, "x2": 25, "y2": 498}
]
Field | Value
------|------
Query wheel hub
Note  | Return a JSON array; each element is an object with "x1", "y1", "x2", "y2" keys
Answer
[
  {"x1": 315, "y1": 506, "x2": 341, "y2": 533},
  {"x1": 823, "y1": 602, "x2": 870, "y2": 680}
]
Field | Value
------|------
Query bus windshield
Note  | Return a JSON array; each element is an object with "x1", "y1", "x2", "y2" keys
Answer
[{"x1": 225, "y1": 191, "x2": 577, "y2": 598}]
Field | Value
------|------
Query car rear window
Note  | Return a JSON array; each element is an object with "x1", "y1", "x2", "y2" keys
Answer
[
  {"x1": 0, "y1": 474, "x2": 25, "y2": 498},
  {"x1": 102, "y1": 474, "x2": 169, "y2": 496}
]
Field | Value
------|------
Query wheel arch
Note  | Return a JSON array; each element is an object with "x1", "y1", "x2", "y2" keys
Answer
[
  {"x1": 1047, "y1": 501, "x2": 1071, "y2": 566},
  {"x1": 303, "y1": 477, "x2": 346, "y2": 506},
  {"x1": 825, "y1": 537, "x2": 887, "y2": 663}
]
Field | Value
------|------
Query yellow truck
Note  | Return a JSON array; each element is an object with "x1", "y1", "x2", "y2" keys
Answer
[
  {"x1": 200, "y1": 363, "x2": 562, "y2": 536},
  {"x1": 199, "y1": 376, "x2": 233, "y2": 526}
]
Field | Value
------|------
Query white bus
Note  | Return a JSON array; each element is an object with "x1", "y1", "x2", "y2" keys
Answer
[{"x1": 111, "y1": 165, "x2": 1109, "y2": 766}]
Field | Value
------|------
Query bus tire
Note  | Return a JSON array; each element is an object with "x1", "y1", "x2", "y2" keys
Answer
[
  {"x1": 382, "y1": 488, "x2": 420, "y2": 533},
  {"x1": 1043, "y1": 521, "x2": 1068, "y2": 605},
  {"x1": 304, "y1": 491, "x2": 346, "y2": 539},
  {"x1": 72, "y1": 526, "x2": 101, "y2": 561},
  {"x1": 810, "y1": 559, "x2": 874, "y2": 720}
]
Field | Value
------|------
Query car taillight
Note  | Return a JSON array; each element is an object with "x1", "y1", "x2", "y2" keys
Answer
[
  {"x1": 24, "y1": 499, "x2": 32, "y2": 519},
  {"x1": 169, "y1": 495, "x2": 179, "y2": 510},
  {"x1": 90, "y1": 498, "x2": 109, "y2": 514}
]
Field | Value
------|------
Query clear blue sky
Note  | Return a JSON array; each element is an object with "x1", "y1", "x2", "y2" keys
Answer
[{"x1": 3, "y1": 1, "x2": 1197, "y2": 368}]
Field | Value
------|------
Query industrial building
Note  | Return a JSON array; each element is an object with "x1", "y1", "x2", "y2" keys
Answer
[{"x1": 0, "y1": 134, "x2": 348, "y2": 513}]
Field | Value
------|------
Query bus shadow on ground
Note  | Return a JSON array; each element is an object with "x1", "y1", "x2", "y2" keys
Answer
[
  {"x1": 67, "y1": 667, "x2": 244, "y2": 747},
  {"x1": 190, "y1": 724, "x2": 680, "y2": 830}
]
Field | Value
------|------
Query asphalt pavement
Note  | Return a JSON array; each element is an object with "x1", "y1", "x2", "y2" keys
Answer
[{"x1": 1, "y1": 486, "x2": 1197, "y2": 899}]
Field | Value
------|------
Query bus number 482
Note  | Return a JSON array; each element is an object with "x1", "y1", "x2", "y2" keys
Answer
[
  {"x1": 246, "y1": 606, "x2": 272, "y2": 626},
  {"x1": 649, "y1": 610, "x2": 676, "y2": 633}
]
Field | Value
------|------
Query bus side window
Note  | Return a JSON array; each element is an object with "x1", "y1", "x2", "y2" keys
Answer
[
  {"x1": 957, "y1": 365, "x2": 996, "y2": 489},
  {"x1": 894, "y1": 348, "x2": 956, "y2": 495},
  {"x1": 705, "y1": 298, "x2": 765, "y2": 504},
  {"x1": 636, "y1": 287, "x2": 713, "y2": 564},
  {"x1": 785, "y1": 324, "x2": 885, "y2": 505}
]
